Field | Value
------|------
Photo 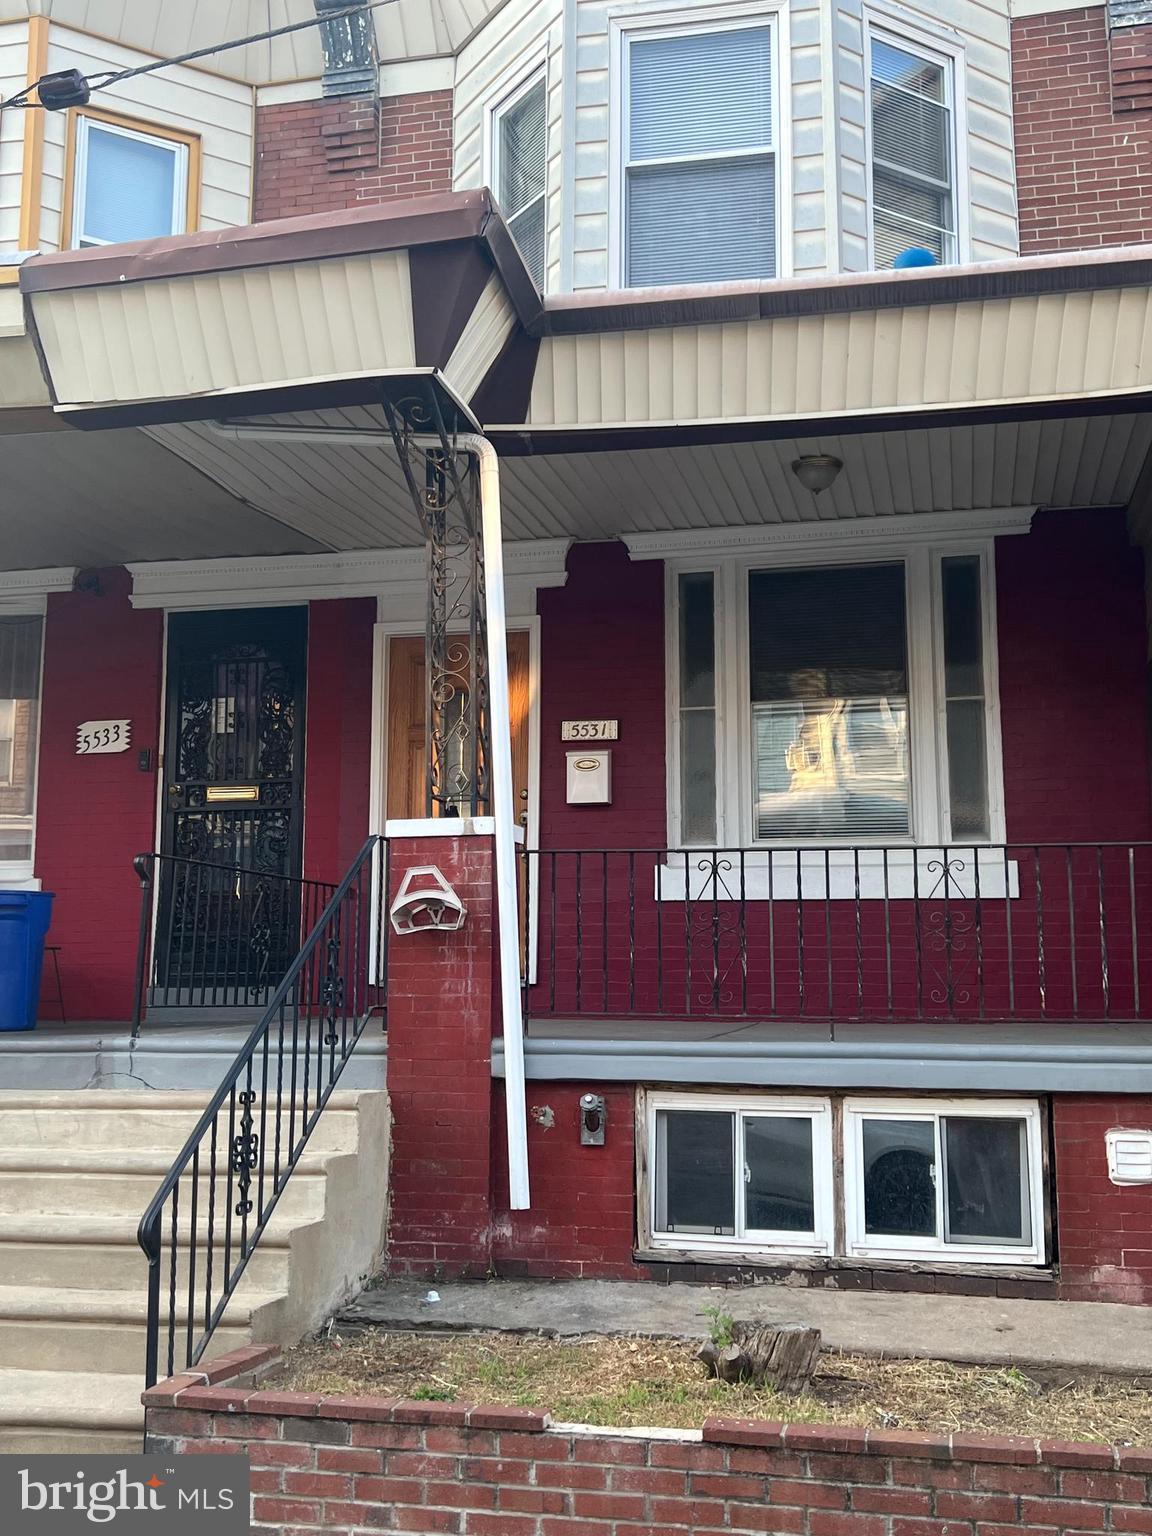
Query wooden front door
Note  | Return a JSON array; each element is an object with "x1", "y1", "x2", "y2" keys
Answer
[{"x1": 386, "y1": 632, "x2": 531, "y2": 823}]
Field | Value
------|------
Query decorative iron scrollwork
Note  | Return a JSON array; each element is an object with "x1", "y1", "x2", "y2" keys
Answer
[{"x1": 231, "y1": 1088, "x2": 259, "y2": 1216}]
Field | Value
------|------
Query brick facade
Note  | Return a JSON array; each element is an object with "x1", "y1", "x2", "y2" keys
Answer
[
  {"x1": 253, "y1": 90, "x2": 453, "y2": 222},
  {"x1": 1053, "y1": 1095, "x2": 1152, "y2": 1304},
  {"x1": 145, "y1": 1349, "x2": 1152, "y2": 1536},
  {"x1": 1012, "y1": 7, "x2": 1152, "y2": 253}
]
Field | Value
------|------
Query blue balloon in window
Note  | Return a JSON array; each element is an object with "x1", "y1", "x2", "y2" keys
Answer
[{"x1": 892, "y1": 246, "x2": 940, "y2": 269}]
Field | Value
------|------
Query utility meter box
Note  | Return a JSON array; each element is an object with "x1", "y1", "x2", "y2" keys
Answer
[{"x1": 566, "y1": 749, "x2": 612, "y2": 805}]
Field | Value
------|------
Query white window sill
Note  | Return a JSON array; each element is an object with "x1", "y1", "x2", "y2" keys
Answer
[
  {"x1": 648, "y1": 1232, "x2": 830, "y2": 1257},
  {"x1": 847, "y1": 1240, "x2": 1043, "y2": 1267},
  {"x1": 656, "y1": 849, "x2": 1019, "y2": 902},
  {"x1": 0, "y1": 865, "x2": 39, "y2": 890}
]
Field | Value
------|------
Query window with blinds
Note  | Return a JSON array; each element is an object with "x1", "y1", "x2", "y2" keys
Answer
[
  {"x1": 869, "y1": 34, "x2": 955, "y2": 268},
  {"x1": 494, "y1": 73, "x2": 547, "y2": 288},
  {"x1": 73, "y1": 117, "x2": 190, "y2": 249},
  {"x1": 0, "y1": 617, "x2": 43, "y2": 867},
  {"x1": 625, "y1": 24, "x2": 776, "y2": 287},
  {"x1": 748, "y1": 564, "x2": 911, "y2": 841}
]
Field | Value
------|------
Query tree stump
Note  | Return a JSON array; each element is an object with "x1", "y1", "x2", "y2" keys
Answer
[{"x1": 697, "y1": 1322, "x2": 821, "y2": 1393}]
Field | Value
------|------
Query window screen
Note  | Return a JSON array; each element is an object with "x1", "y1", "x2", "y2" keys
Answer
[
  {"x1": 749, "y1": 564, "x2": 910, "y2": 840},
  {"x1": 626, "y1": 26, "x2": 775, "y2": 286},
  {"x1": 497, "y1": 76, "x2": 547, "y2": 287},
  {"x1": 0, "y1": 618, "x2": 42, "y2": 865},
  {"x1": 76, "y1": 120, "x2": 186, "y2": 247},
  {"x1": 870, "y1": 37, "x2": 954, "y2": 267}
]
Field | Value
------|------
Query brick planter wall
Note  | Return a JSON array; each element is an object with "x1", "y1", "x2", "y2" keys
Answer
[{"x1": 145, "y1": 1349, "x2": 1152, "y2": 1536}]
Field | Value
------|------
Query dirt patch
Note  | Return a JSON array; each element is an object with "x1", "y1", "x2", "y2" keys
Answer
[{"x1": 274, "y1": 1330, "x2": 1152, "y2": 1442}]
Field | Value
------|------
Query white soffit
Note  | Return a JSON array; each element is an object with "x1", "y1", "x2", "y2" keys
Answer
[
  {"x1": 525, "y1": 288, "x2": 1152, "y2": 430},
  {"x1": 145, "y1": 409, "x2": 1152, "y2": 548}
]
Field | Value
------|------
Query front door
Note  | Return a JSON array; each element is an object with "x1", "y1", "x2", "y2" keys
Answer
[{"x1": 156, "y1": 608, "x2": 307, "y2": 1000}]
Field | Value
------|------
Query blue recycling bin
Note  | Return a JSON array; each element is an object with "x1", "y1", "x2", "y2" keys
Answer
[{"x1": 0, "y1": 891, "x2": 54, "y2": 1031}]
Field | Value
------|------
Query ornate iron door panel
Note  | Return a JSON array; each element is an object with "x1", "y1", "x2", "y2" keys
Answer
[{"x1": 157, "y1": 609, "x2": 307, "y2": 1000}]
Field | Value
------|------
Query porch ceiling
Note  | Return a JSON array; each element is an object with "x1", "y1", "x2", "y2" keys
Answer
[{"x1": 142, "y1": 406, "x2": 1152, "y2": 549}]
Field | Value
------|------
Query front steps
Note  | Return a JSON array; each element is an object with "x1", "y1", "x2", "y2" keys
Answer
[{"x1": 0, "y1": 1089, "x2": 390, "y2": 1452}]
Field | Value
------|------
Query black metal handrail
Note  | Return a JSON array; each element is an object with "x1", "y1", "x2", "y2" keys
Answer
[
  {"x1": 132, "y1": 852, "x2": 338, "y2": 1031},
  {"x1": 138, "y1": 835, "x2": 388, "y2": 1388},
  {"x1": 523, "y1": 842, "x2": 1152, "y2": 1025}
]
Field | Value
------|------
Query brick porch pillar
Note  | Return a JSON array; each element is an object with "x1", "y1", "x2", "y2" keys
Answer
[{"x1": 384, "y1": 830, "x2": 498, "y2": 1278}]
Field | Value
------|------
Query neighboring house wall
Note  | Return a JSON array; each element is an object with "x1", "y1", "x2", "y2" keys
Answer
[
  {"x1": 1012, "y1": 4, "x2": 1152, "y2": 253},
  {"x1": 37, "y1": 25, "x2": 254, "y2": 253},
  {"x1": 253, "y1": 90, "x2": 453, "y2": 221},
  {"x1": 1055, "y1": 1094, "x2": 1152, "y2": 1304}
]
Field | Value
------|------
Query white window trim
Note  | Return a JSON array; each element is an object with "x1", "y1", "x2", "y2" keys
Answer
[
  {"x1": 843, "y1": 1096, "x2": 1046, "y2": 1265},
  {"x1": 72, "y1": 114, "x2": 190, "y2": 249},
  {"x1": 484, "y1": 54, "x2": 550, "y2": 286},
  {"x1": 607, "y1": 0, "x2": 792, "y2": 289},
  {"x1": 0, "y1": 611, "x2": 47, "y2": 890},
  {"x1": 862, "y1": 9, "x2": 971, "y2": 269},
  {"x1": 661, "y1": 525, "x2": 1009, "y2": 857},
  {"x1": 645, "y1": 1090, "x2": 834, "y2": 1256}
]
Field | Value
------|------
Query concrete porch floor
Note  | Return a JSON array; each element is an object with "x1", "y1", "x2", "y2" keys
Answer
[{"x1": 339, "y1": 1278, "x2": 1152, "y2": 1376}]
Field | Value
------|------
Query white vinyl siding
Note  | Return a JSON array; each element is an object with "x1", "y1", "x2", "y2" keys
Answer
[
  {"x1": 868, "y1": 32, "x2": 955, "y2": 266},
  {"x1": 72, "y1": 117, "x2": 188, "y2": 247},
  {"x1": 492, "y1": 70, "x2": 548, "y2": 287},
  {"x1": 623, "y1": 22, "x2": 777, "y2": 287}
]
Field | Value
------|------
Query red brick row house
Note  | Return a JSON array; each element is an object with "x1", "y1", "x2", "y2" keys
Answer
[{"x1": 1, "y1": 0, "x2": 1152, "y2": 1449}]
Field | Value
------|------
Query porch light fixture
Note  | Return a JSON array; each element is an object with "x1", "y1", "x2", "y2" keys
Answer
[{"x1": 791, "y1": 454, "x2": 844, "y2": 494}]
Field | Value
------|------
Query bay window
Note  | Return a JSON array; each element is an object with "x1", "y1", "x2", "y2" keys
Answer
[
  {"x1": 868, "y1": 30, "x2": 957, "y2": 268},
  {"x1": 0, "y1": 617, "x2": 43, "y2": 882},
  {"x1": 622, "y1": 20, "x2": 777, "y2": 287},
  {"x1": 491, "y1": 69, "x2": 548, "y2": 288}
]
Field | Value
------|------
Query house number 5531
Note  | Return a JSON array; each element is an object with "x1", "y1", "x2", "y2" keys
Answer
[{"x1": 76, "y1": 719, "x2": 132, "y2": 755}]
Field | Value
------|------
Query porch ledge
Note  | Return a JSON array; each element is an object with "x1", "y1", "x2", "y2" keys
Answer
[{"x1": 493, "y1": 1019, "x2": 1152, "y2": 1092}]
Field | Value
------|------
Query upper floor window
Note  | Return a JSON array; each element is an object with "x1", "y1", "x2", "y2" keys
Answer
[
  {"x1": 868, "y1": 32, "x2": 956, "y2": 268},
  {"x1": 623, "y1": 21, "x2": 776, "y2": 288},
  {"x1": 70, "y1": 113, "x2": 194, "y2": 248},
  {"x1": 492, "y1": 71, "x2": 547, "y2": 287}
]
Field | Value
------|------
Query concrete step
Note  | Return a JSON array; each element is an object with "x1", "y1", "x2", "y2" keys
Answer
[
  {"x1": 0, "y1": 1285, "x2": 286, "y2": 1373},
  {"x1": 0, "y1": 1370, "x2": 143, "y2": 1454}
]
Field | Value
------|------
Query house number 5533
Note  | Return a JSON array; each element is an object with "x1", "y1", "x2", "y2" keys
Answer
[{"x1": 75, "y1": 719, "x2": 132, "y2": 755}]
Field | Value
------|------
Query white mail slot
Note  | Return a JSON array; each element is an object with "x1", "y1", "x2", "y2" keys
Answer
[{"x1": 566, "y1": 748, "x2": 612, "y2": 805}]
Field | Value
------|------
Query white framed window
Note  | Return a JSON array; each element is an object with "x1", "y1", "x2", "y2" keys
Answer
[
  {"x1": 866, "y1": 24, "x2": 959, "y2": 268},
  {"x1": 71, "y1": 113, "x2": 192, "y2": 249},
  {"x1": 618, "y1": 14, "x2": 779, "y2": 288},
  {"x1": 669, "y1": 534, "x2": 1005, "y2": 852},
  {"x1": 646, "y1": 1091, "x2": 834, "y2": 1255},
  {"x1": 490, "y1": 68, "x2": 548, "y2": 288},
  {"x1": 0, "y1": 616, "x2": 44, "y2": 884},
  {"x1": 843, "y1": 1097, "x2": 1045, "y2": 1265}
]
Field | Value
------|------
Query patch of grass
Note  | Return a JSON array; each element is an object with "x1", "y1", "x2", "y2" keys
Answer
[{"x1": 273, "y1": 1331, "x2": 1152, "y2": 1444}]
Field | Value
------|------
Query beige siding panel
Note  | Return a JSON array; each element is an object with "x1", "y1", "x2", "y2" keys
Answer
[
  {"x1": 31, "y1": 250, "x2": 415, "y2": 406},
  {"x1": 0, "y1": 20, "x2": 28, "y2": 253},
  {"x1": 445, "y1": 269, "x2": 517, "y2": 400},
  {"x1": 526, "y1": 289, "x2": 1152, "y2": 429}
]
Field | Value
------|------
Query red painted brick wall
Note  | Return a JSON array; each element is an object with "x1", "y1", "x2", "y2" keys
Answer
[
  {"x1": 34, "y1": 568, "x2": 163, "y2": 1021},
  {"x1": 385, "y1": 834, "x2": 498, "y2": 1278},
  {"x1": 254, "y1": 90, "x2": 453, "y2": 222},
  {"x1": 1012, "y1": 8, "x2": 1152, "y2": 253},
  {"x1": 303, "y1": 598, "x2": 375, "y2": 882},
  {"x1": 491, "y1": 1083, "x2": 644, "y2": 1279},
  {"x1": 1054, "y1": 1094, "x2": 1152, "y2": 1303},
  {"x1": 147, "y1": 1368, "x2": 1152, "y2": 1535}
]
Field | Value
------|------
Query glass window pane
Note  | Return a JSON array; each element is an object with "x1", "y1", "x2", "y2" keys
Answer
[
  {"x1": 749, "y1": 565, "x2": 910, "y2": 840},
  {"x1": 871, "y1": 82, "x2": 950, "y2": 185},
  {"x1": 744, "y1": 1116, "x2": 815, "y2": 1232},
  {"x1": 627, "y1": 156, "x2": 776, "y2": 287},
  {"x1": 499, "y1": 79, "x2": 547, "y2": 215},
  {"x1": 82, "y1": 124, "x2": 180, "y2": 244},
  {"x1": 874, "y1": 212, "x2": 945, "y2": 269},
  {"x1": 871, "y1": 38, "x2": 946, "y2": 103},
  {"x1": 944, "y1": 1116, "x2": 1030, "y2": 1244},
  {"x1": 679, "y1": 573, "x2": 715, "y2": 710},
  {"x1": 942, "y1": 557, "x2": 984, "y2": 697},
  {"x1": 679, "y1": 574, "x2": 716, "y2": 844},
  {"x1": 680, "y1": 711, "x2": 717, "y2": 845},
  {"x1": 946, "y1": 700, "x2": 988, "y2": 839},
  {"x1": 862, "y1": 1118, "x2": 937, "y2": 1237},
  {"x1": 629, "y1": 27, "x2": 772, "y2": 162},
  {"x1": 0, "y1": 618, "x2": 42, "y2": 865},
  {"x1": 508, "y1": 199, "x2": 545, "y2": 288},
  {"x1": 655, "y1": 1109, "x2": 735, "y2": 1235},
  {"x1": 942, "y1": 556, "x2": 989, "y2": 839}
]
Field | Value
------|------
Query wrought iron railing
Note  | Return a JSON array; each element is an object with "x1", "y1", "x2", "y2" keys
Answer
[
  {"x1": 523, "y1": 843, "x2": 1152, "y2": 1025},
  {"x1": 137, "y1": 835, "x2": 388, "y2": 1388},
  {"x1": 132, "y1": 853, "x2": 338, "y2": 1029}
]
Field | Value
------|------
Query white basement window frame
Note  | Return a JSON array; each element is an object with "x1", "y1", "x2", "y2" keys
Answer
[
  {"x1": 611, "y1": 5, "x2": 785, "y2": 289},
  {"x1": 864, "y1": 14, "x2": 966, "y2": 269},
  {"x1": 69, "y1": 111, "x2": 194, "y2": 250},
  {"x1": 665, "y1": 531, "x2": 1008, "y2": 866},
  {"x1": 487, "y1": 63, "x2": 549, "y2": 289},
  {"x1": 843, "y1": 1096, "x2": 1046, "y2": 1265},
  {"x1": 645, "y1": 1090, "x2": 835, "y2": 1255}
]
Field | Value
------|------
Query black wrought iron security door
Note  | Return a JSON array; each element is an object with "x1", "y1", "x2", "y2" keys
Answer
[{"x1": 157, "y1": 608, "x2": 307, "y2": 1000}]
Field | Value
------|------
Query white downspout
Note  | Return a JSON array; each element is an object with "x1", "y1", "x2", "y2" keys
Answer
[{"x1": 415, "y1": 431, "x2": 530, "y2": 1210}]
